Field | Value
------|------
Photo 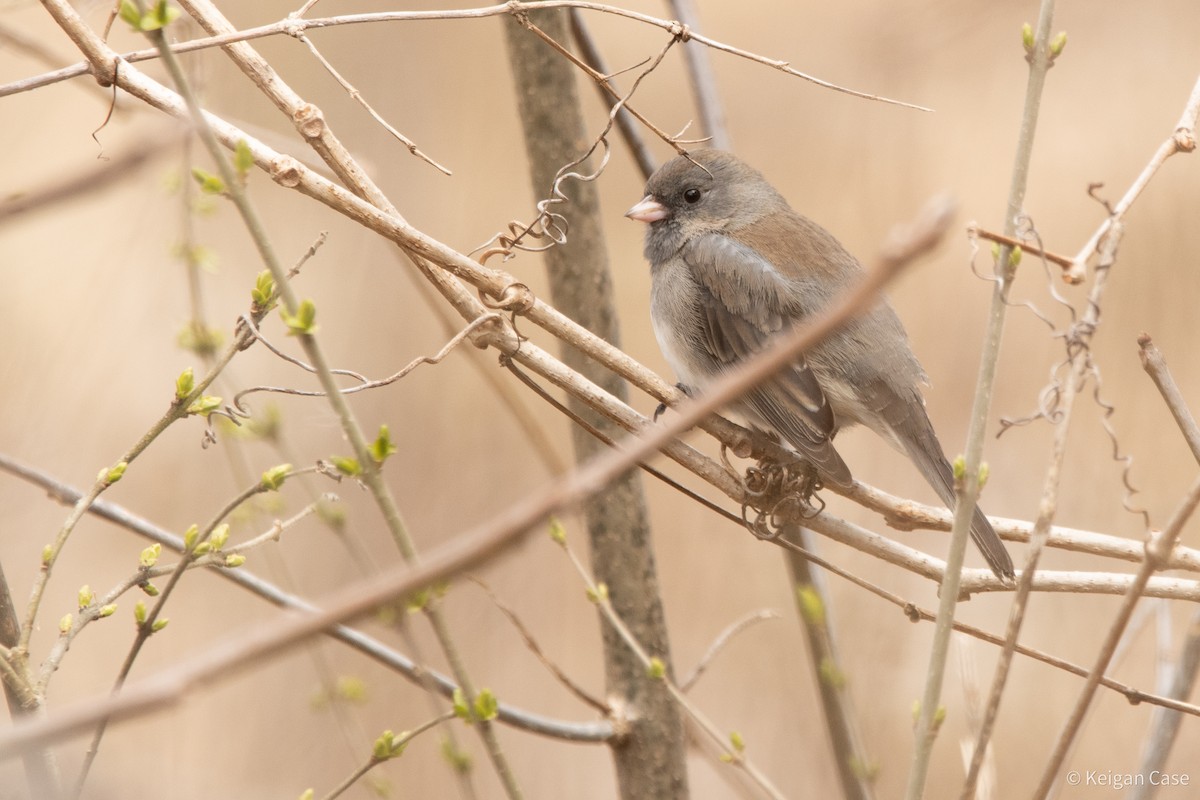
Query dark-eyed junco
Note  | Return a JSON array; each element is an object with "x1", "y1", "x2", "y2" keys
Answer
[{"x1": 626, "y1": 149, "x2": 1013, "y2": 579}]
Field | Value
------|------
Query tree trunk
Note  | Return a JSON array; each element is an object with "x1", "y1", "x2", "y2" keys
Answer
[{"x1": 503, "y1": 8, "x2": 689, "y2": 798}]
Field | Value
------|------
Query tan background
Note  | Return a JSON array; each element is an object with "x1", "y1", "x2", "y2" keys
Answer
[{"x1": 3, "y1": 1, "x2": 1200, "y2": 797}]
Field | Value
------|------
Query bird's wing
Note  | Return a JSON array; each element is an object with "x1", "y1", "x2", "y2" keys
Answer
[{"x1": 682, "y1": 231, "x2": 853, "y2": 487}]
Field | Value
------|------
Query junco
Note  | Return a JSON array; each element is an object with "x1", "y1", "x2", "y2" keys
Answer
[{"x1": 626, "y1": 149, "x2": 1014, "y2": 579}]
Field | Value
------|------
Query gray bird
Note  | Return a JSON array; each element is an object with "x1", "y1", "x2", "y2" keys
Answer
[{"x1": 626, "y1": 149, "x2": 1014, "y2": 579}]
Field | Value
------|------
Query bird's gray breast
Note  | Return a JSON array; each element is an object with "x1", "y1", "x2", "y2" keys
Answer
[{"x1": 649, "y1": 256, "x2": 718, "y2": 389}]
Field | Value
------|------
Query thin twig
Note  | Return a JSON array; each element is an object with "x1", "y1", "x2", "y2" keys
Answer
[
  {"x1": 295, "y1": 32, "x2": 451, "y2": 174},
  {"x1": 1032, "y1": 476, "x2": 1200, "y2": 797},
  {"x1": 4, "y1": 2, "x2": 931, "y2": 112},
  {"x1": 1063, "y1": 72, "x2": 1199, "y2": 283},
  {"x1": 555, "y1": 533, "x2": 787, "y2": 800},
  {"x1": 667, "y1": 0, "x2": 730, "y2": 149},
  {"x1": 962, "y1": 65, "x2": 1200, "y2": 799},
  {"x1": 968, "y1": 224, "x2": 1073, "y2": 270},
  {"x1": 320, "y1": 711, "x2": 456, "y2": 800},
  {"x1": 679, "y1": 610, "x2": 781, "y2": 693},
  {"x1": 1138, "y1": 335, "x2": 1200, "y2": 463},
  {"x1": 0, "y1": 452, "x2": 613, "y2": 744},
  {"x1": 230, "y1": 313, "x2": 501, "y2": 410},
  {"x1": 468, "y1": 577, "x2": 608, "y2": 713},
  {"x1": 914, "y1": 3, "x2": 1061, "y2": 797},
  {"x1": 566, "y1": 9, "x2": 657, "y2": 180}
]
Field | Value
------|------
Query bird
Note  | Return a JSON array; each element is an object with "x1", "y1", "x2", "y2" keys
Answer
[{"x1": 625, "y1": 149, "x2": 1014, "y2": 579}]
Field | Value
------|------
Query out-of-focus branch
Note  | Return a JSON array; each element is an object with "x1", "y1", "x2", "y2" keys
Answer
[
  {"x1": 1063, "y1": 72, "x2": 1199, "y2": 283},
  {"x1": 0, "y1": 453, "x2": 613, "y2": 745},
  {"x1": 1129, "y1": 335, "x2": 1200, "y2": 800},
  {"x1": 0, "y1": 131, "x2": 181, "y2": 225},
  {"x1": 667, "y1": 0, "x2": 729, "y2": 149},
  {"x1": 934, "y1": 4, "x2": 1061, "y2": 797},
  {"x1": 504, "y1": 5, "x2": 686, "y2": 796},
  {"x1": 1033, "y1": 475, "x2": 1200, "y2": 797},
  {"x1": 1139, "y1": 335, "x2": 1200, "y2": 463},
  {"x1": 785, "y1": 538, "x2": 877, "y2": 800}
]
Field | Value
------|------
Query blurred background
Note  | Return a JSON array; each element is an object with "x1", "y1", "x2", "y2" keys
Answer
[{"x1": 2, "y1": 0, "x2": 1200, "y2": 797}]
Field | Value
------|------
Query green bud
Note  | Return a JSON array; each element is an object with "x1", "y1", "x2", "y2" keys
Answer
[
  {"x1": 331, "y1": 456, "x2": 361, "y2": 477},
  {"x1": 118, "y1": 0, "x2": 141, "y2": 28},
  {"x1": 978, "y1": 462, "x2": 990, "y2": 488},
  {"x1": 452, "y1": 688, "x2": 471, "y2": 722},
  {"x1": 1049, "y1": 31, "x2": 1067, "y2": 57},
  {"x1": 141, "y1": 0, "x2": 180, "y2": 31},
  {"x1": 140, "y1": 543, "x2": 161, "y2": 568},
  {"x1": 932, "y1": 704, "x2": 947, "y2": 729},
  {"x1": 819, "y1": 657, "x2": 846, "y2": 689},
  {"x1": 178, "y1": 326, "x2": 224, "y2": 362},
  {"x1": 251, "y1": 270, "x2": 276, "y2": 310},
  {"x1": 193, "y1": 542, "x2": 212, "y2": 557},
  {"x1": 298, "y1": 791, "x2": 314, "y2": 800},
  {"x1": 100, "y1": 461, "x2": 127, "y2": 485},
  {"x1": 59, "y1": 614, "x2": 72, "y2": 634},
  {"x1": 796, "y1": 585, "x2": 825, "y2": 626},
  {"x1": 729, "y1": 730, "x2": 745, "y2": 753},
  {"x1": 260, "y1": 463, "x2": 292, "y2": 491},
  {"x1": 209, "y1": 523, "x2": 230, "y2": 550},
  {"x1": 316, "y1": 497, "x2": 345, "y2": 531},
  {"x1": 369, "y1": 425, "x2": 398, "y2": 465},
  {"x1": 586, "y1": 583, "x2": 609, "y2": 604},
  {"x1": 134, "y1": 601, "x2": 147, "y2": 625},
  {"x1": 99, "y1": 604, "x2": 118, "y2": 618},
  {"x1": 41, "y1": 545, "x2": 53, "y2": 566},
  {"x1": 151, "y1": 618, "x2": 169, "y2": 632},
  {"x1": 952, "y1": 455, "x2": 966, "y2": 481},
  {"x1": 224, "y1": 554, "x2": 246, "y2": 568},
  {"x1": 234, "y1": 139, "x2": 254, "y2": 180},
  {"x1": 548, "y1": 517, "x2": 567, "y2": 545},
  {"x1": 440, "y1": 738, "x2": 472, "y2": 773},
  {"x1": 387, "y1": 732, "x2": 410, "y2": 759},
  {"x1": 336, "y1": 676, "x2": 367, "y2": 703},
  {"x1": 850, "y1": 756, "x2": 880, "y2": 781},
  {"x1": 191, "y1": 167, "x2": 225, "y2": 195},
  {"x1": 281, "y1": 299, "x2": 318, "y2": 336},
  {"x1": 175, "y1": 367, "x2": 195, "y2": 401},
  {"x1": 245, "y1": 403, "x2": 282, "y2": 441},
  {"x1": 1009, "y1": 246, "x2": 1022, "y2": 268},
  {"x1": 1021, "y1": 22, "x2": 1034, "y2": 52},
  {"x1": 406, "y1": 588, "x2": 430, "y2": 613},
  {"x1": 646, "y1": 657, "x2": 666, "y2": 680},
  {"x1": 141, "y1": 582, "x2": 160, "y2": 597},
  {"x1": 373, "y1": 730, "x2": 395, "y2": 760},
  {"x1": 183, "y1": 524, "x2": 200, "y2": 550},
  {"x1": 78, "y1": 585, "x2": 95, "y2": 609},
  {"x1": 473, "y1": 689, "x2": 498, "y2": 722},
  {"x1": 186, "y1": 395, "x2": 222, "y2": 417}
]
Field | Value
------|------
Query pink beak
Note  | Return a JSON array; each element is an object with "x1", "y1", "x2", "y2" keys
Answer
[{"x1": 625, "y1": 195, "x2": 669, "y2": 223}]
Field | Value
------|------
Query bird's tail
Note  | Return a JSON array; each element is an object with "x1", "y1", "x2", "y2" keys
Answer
[{"x1": 899, "y1": 423, "x2": 1015, "y2": 580}]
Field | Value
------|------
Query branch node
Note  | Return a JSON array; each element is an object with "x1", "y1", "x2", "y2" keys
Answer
[
  {"x1": 292, "y1": 103, "x2": 326, "y2": 139},
  {"x1": 270, "y1": 157, "x2": 303, "y2": 188}
]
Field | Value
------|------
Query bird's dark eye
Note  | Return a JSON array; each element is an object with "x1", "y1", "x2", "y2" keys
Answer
[{"x1": 683, "y1": 188, "x2": 702, "y2": 204}]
